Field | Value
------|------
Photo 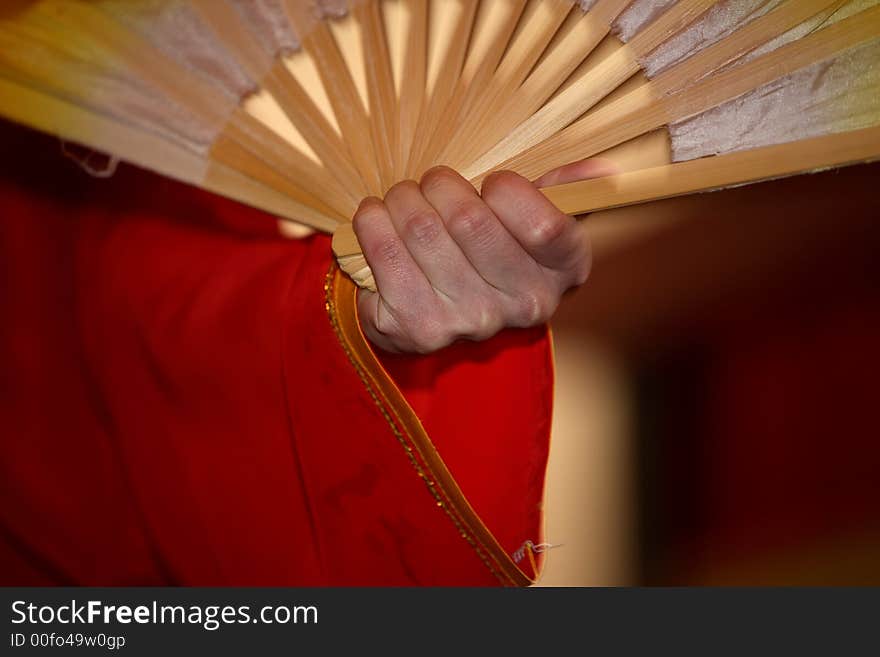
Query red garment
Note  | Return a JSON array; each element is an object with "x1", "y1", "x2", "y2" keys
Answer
[{"x1": 0, "y1": 123, "x2": 553, "y2": 586}]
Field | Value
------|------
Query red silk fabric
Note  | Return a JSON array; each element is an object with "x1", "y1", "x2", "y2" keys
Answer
[{"x1": 0, "y1": 123, "x2": 553, "y2": 585}]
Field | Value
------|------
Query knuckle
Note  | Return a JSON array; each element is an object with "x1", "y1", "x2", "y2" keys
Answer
[
  {"x1": 570, "y1": 254, "x2": 592, "y2": 287},
  {"x1": 467, "y1": 304, "x2": 502, "y2": 341},
  {"x1": 513, "y1": 290, "x2": 553, "y2": 326},
  {"x1": 526, "y1": 212, "x2": 568, "y2": 249},
  {"x1": 553, "y1": 229, "x2": 591, "y2": 288},
  {"x1": 411, "y1": 326, "x2": 450, "y2": 354},
  {"x1": 401, "y1": 208, "x2": 442, "y2": 248},
  {"x1": 446, "y1": 201, "x2": 495, "y2": 244},
  {"x1": 396, "y1": 307, "x2": 450, "y2": 354}
]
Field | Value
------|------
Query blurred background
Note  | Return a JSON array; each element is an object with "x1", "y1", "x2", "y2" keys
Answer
[{"x1": 538, "y1": 157, "x2": 880, "y2": 586}]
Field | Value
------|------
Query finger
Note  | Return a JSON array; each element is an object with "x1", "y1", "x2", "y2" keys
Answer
[
  {"x1": 382, "y1": 179, "x2": 480, "y2": 300},
  {"x1": 352, "y1": 196, "x2": 434, "y2": 311},
  {"x1": 481, "y1": 171, "x2": 588, "y2": 281},
  {"x1": 420, "y1": 166, "x2": 541, "y2": 294},
  {"x1": 356, "y1": 289, "x2": 404, "y2": 353},
  {"x1": 532, "y1": 157, "x2": 621, "y2": 188}
]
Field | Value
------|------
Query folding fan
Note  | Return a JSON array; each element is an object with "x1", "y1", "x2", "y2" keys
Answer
[{"x1": 0, "y1": 0, "x2": 877, "y2": 293}]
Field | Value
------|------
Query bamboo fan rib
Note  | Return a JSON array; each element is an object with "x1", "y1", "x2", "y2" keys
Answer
[
  {"x1": 0, "y1": 0, "x2": 877, "y2": 293},
  {"x1": 447, "y1": 0, "x2": 632, "y2": 169},
  {"x1": 486, "y1": 2, "x2": 880, "y2": 182},
  {"x1": 462, "y1": 0, "x2": 854, "y2": 179}
]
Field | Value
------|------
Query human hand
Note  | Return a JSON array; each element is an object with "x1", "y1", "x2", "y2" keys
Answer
[{"x1": 353, "y1": 159, "x2": 618, "y2": 353}]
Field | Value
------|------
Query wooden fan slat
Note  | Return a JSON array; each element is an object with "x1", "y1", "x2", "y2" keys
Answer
[
  {"x1": 293, "y1": 16, "x2": 383, "y2": 196},
  {"x1": 0, "y1": 24, "x2": 208, "y2": 154},
  {"x1": 542, "y1": 125, "x2": 880, "y2": 216},
  {"x1": 261, "y1": 62, "x2": 368, "y2": 203},
  {"x1": 355, "y1": 1, "x2": 399, "y2": 193},
  {"x1": 412, "y1": 0, "x2": 528, "y2": 174},
  {"x1": 184, "y1": 0, "x2": 368, "y2": 202},
  {"x1": 494, "y1": 4, "x2": 880, "y2": 182},
  {"x1": 278, "y1": 1, "x2": 381, "y2": 197},
  {"x1": 202, "y1": 162, "x2": 340, "y2": 234},
  {"x1": 454, "y1": 0, "x2": 628, "y2": 168},
  {"x1": 440, "y1": 0, "x2": 572, "y2": 168},
  {"x1": 34, "y1": 1, "x2": 231, "y2": 128},
  {"x1": 0, "y1": 71, "x2": 204, "y2": 183},
  {"x1": 0, "y1": 22, "x2": 347, "y2": 227},
  {"x1": 464, "y1": 0, "x2": 863, "y2": 182},
  {"x1": 462, "y1": 44, "x2": 639, "y2": 181},
  {"x1": 331, "y1": 222, "x2": 363, "y2": 258},
  {"x1": 0, "y1": 74, "x2": 339, "y2": 231},
  {"x1": 221, "y1": 110, "x2": 352, "y2": 219},
  {"x1": 210, "y1": 132, "x2": 344, "y2": 221},
  {"x1": 456, "y1": 0, "x2": 529, "y2": 98},
  {"x1": 461, "y1": 0, "x2": 716, "y2": 180},
  {"x1": 29, "y1": 2, "x2": 351, "y2": 220},
  {"x1": 468, "y1": 0, "x2": 571, "y2": 114},
  {"x1": 406, "y1": 0, "x2": 479, "y2": 177},
  {"x1": 394, "y1": 0, "x2": 428, "y2": 181}
]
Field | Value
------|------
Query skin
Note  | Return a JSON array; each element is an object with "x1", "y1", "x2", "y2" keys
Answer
[{"x1": 353, "y1": 159, "x2": 619, "y2": 353}]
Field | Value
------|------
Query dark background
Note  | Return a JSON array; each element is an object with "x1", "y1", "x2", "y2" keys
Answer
[{"x1": 555, "y1": 161, "x2": 880, "y2": 584}]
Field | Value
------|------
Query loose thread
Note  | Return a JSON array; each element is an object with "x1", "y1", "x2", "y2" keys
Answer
[
  {"x1": 512, "y1": 540, "x2": 564, "y2": 564},
  {"x1": 60, "y1": 141, "x2": 119, "y2": 179}
]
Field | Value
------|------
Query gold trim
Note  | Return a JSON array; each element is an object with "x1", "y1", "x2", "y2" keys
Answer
[{"x1": 324, "y1": 264, "x2": 537, "y2": 587}]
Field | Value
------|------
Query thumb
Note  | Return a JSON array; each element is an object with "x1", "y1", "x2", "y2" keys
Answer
[{"x1": 532, "y1": 157, "x2": 620, "y2": 189}]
